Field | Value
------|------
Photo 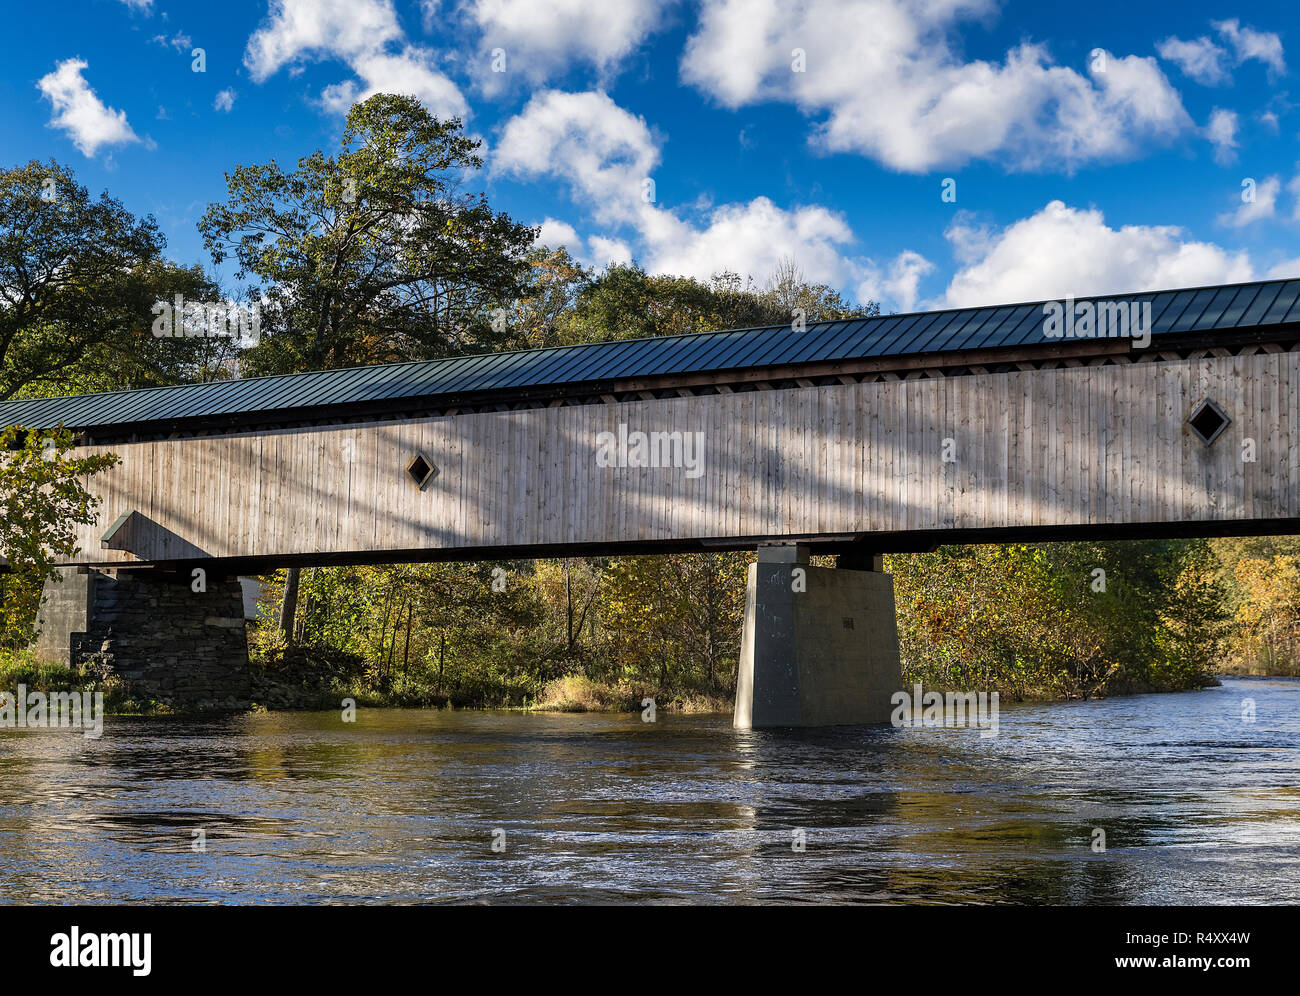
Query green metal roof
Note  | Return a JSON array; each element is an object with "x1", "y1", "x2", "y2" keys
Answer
[{"x1": 4, "y1": 277, "x2": 1299, "y2": 435}]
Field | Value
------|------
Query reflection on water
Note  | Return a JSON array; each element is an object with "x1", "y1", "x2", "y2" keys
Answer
[{"x1": 1, "y1": 676, "x2": 1297, "y2": 904}]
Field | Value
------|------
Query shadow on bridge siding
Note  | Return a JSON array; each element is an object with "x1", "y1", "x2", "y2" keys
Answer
[{"x1": 67, "y1": 351, "x2": 1300, "y2": 569}]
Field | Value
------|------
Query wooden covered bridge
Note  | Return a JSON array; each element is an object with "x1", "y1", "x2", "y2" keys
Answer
[{"x1": 7, "y1": 277, "x2": 1300, "y2": 724}]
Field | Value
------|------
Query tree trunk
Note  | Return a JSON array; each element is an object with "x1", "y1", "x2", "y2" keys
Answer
[
  {"x1": 437, "y1": 631, "x2": 446, "y2": 695},
  {"x1": 279, "y1": 567, "x2": 301, "y2": 644},
  {"x1": 402, "y1": 603, "x2": 413, "y2": 682},
  {"x1": 566, "y1": 560, "x2": 575, "y2": 651}
]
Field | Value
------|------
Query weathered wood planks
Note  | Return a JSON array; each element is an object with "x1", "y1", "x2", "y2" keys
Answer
[{"x1": 60, "y1": 351, "x2": 1300, "y2": 565}]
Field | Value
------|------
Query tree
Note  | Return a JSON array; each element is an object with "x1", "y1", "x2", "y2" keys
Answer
[
  {"x1": 561, "y1": 264, "x2": 778, "y2": 343},
  {"x1": 532, "y1": 557, "x2": 605, "y2": 663},
  {"x1": 506, "y1": 246, "x2": 589, "y2": 350},
  {"x1": 1226, "y1": 554, "x2": 1300, "y2": 674},
  {"x1": 0, "y1": 427, "x2": 118, "y2": 647},
  {"x1": 0, "y1": 161, "x2": 223, "y2": 399},
  {"x1": 761, "y1": 255, "x2": 873, "y2": 322},
  {"x1": 199, "y1": 93, "x2": 537, "y2": 375},
  {"x1": 599, "y1": 552, "x2": 748, "y2": 696},
  {"x1": 558, "y1": 261, "x2": 878, "y2": 345},
  {"x1": 889, "y1": 539, "x2": 1224, "y2": 699}
]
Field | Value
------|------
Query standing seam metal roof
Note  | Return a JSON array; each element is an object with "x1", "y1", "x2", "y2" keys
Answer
[{"x1": 4, "y1": 278, "x2": 1300, "y2": 433}]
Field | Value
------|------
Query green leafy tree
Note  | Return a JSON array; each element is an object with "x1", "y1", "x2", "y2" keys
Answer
[
  {"x1": 1212, "y1": 539, "x2": 1300, "y2": 675},
  {"x1": 199, "y1": 93, "x2": 537, "y2": 375},
  {"x1": 506, "y1": 246, "x2": 590, "y2": 350},
  {"x1": 599, "y1": 552, "x2": 748, "y2": 696},
  {"x1": 0, "y1": 161, "x2": 224, "y2": 399},
  {"x1": 761, "y1": 255, "x2": 876, "y2": 322},
  {"x1": 0, "y1": 427, "x2": 118, "y2": 647},
  {"x1": 558, "y1": 262, "x2": 877, "y2": 345},
  {"x1": 890, "y1": 539, "x2": 1224, "y2": 699}
]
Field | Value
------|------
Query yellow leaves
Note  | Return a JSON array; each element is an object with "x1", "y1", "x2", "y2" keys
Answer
[{"x1": 1231, "y1": 555, "x2": 1300, "y2": 630}]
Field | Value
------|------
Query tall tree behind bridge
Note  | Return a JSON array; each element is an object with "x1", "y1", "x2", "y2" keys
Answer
[
  {"x1": 0, "y1": 429, "x2": 117, "y2": 648},
  {"x1": 198, "y1": 93, "x2": 537, "y2": 375}
]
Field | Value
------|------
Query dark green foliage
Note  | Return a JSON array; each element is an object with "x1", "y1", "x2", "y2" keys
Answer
[{"x1": 0, "y1": 161, "x2": 231, "y2": 399}]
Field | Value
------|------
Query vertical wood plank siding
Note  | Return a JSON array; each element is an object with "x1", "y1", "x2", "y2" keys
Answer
[{"x1": 63, "y1": 352, "x2": 1297, "y2": 565}]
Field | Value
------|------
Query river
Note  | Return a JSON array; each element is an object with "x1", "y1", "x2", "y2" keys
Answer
[{"x1": 1, "y1": 675, "x2": 1297, "y2": 904}]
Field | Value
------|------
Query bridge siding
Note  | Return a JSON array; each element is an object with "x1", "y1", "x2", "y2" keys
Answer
[{"x1": 63, "y1": 351, "x2": 1299, "y2": 566}]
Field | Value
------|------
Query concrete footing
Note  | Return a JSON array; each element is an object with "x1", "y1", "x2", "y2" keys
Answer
[
  {"x1": 734, "y1": 547, "x2": 902, "y2": 728},
  {"x1": 33, "y1": 568, "x2": 251, "y2": 710}
]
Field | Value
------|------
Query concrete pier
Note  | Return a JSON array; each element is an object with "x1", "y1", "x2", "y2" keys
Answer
[{"x1": 734, "y1": 546, "x2": 902, "y2": 729}]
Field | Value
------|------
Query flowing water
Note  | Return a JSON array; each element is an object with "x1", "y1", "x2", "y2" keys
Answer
[{"x1": 1, "y1": 675, "x2": 1297, "y2": 904}]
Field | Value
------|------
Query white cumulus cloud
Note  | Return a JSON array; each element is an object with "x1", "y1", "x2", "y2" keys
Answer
[
  {"x1": 679, "y1": 0, "x2": 1191, "y2": 173},
  {"x1": 1218, "y1": 176, "x2": 1279, "y2": 228},
  {"x1": 940, "y1": 201, "x2": 1256, "y2": 307},
  {"x1": 534, "y1": 218, "x2": 636, "y2": 269},
  {"x1": 1266, "y1": 257, "x2": 1300, "y2": 280},
  {"x1": 495, "y1": 90, "x2": 660, "y2": 228},
  {"x1": 246, "y1": 0, "x2": 401, "y2": 79},
  {"x1": 465, "y1": 0, "x2": 670, "y2": 83},
  {"x1": 857, "y1": 251, "x2": 935, "y2": 314},
  {"x1": 319, "y1": 47, "x2": 467, "y2": 117},
  {"x1": 1213, "y1": 18, "x2": 1285, "y2": 77},
  {"x1": 245, "y1": 0, "x2": 466, "y2": 118},
  {"x1": 1159, "y1": 19, "x2": 1285, "y2": 85},
  {"x1": 535, "y1": 217, "x2": 583, "y2": 249},
  {"x1": 1156, "y1": 35, "x2": 1230, "y2": 85},
  {"x1": 496, "y1": 89, "x2": 927, "y2": 309},
  {"x1": 36, "y1": 58, "x2": 139, "y2": 157},
  {"x1": 1206, "y1": 108, "x2": 1239, "y2": 165}
]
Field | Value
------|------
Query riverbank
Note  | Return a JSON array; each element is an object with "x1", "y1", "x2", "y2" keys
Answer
[
  {"x1": 247, "y1": 655, "x2": 1219, "y2": 715},
  {"x1": 249, "y1": 653, "x2": 732, "y2": 714},
  {"x1": 0, "y1": 651, "x2": 175, "y2": 716},
  {"x1": 1218, "y1": 660, "x2": 1300, "y2": 677},
  {"x1": 0, "y1": 648, "x2": 1239, "y2": 717},
  {"x1": 529, "y1": 674, "x2": 730, "y2": 713}
]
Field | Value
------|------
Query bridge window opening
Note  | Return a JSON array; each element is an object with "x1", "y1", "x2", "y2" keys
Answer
[
  {"x1": 405, "y1": 452, "x2": 438, "y2": 490},
  {"x1": 1188, "y1": 398, "x2": 1230, "y2": 446}
]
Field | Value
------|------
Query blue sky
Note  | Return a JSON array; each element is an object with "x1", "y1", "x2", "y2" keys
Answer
[{"x1": 2, "y1": 0, "x2": 1296, "y2": 312}]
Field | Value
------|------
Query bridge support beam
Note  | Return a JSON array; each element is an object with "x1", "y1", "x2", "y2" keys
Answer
[
  {"x1": 33, "y1": 568, "x2": 251, "y2": 710},
  {"x1": 734, "y1": 546, "x2": 902, "y2": 729}
]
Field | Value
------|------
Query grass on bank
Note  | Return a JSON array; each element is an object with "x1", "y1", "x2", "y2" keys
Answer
[
  {"x1": 530, "y1": 674, "x2": 730, "y2": 714},
  {"x1": 0, "y1": 648, "x2": 175, "y2": 715}
]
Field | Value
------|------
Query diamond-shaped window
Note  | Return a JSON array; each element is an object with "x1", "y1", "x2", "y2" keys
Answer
[
  {"x1": 1188, "y1": 398, "x2": 1230, "y2": 446},
  {"x1": 406, "y1": 452, "x2": 438, "y2": 490}
]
